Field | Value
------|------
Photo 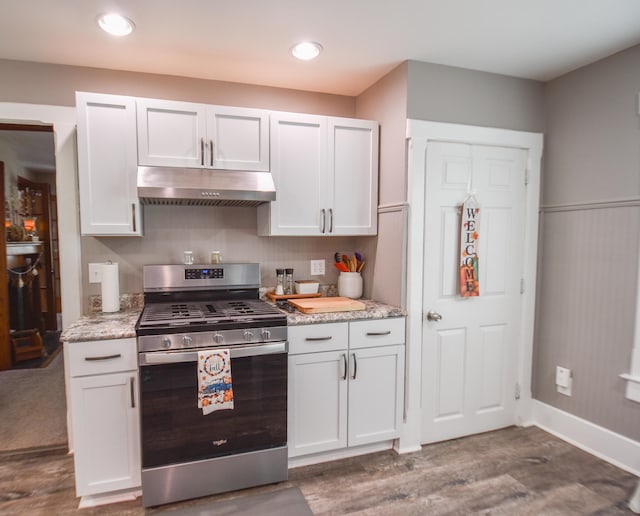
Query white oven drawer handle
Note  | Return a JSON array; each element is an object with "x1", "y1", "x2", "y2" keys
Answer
[{"x1": 139, "y1": 342, "x2": 287, "y2": 365}]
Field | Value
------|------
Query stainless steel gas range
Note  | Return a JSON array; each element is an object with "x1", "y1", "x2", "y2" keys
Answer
[{"x1": 136, "y1": 263, "x2": 288, "y2": 507}]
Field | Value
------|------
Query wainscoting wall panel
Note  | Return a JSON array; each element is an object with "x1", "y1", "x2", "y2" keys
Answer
[{"x1": 533, "y1": 204, "x2": 640, "y2": 442}]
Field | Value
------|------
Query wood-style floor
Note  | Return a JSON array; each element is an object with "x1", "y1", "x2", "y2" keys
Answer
[{"x1": 0, "y1": 426, "x2": 637, "y2": 515}]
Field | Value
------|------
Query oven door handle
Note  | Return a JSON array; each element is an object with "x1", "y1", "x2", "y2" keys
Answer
[{"x1": 139, "y1": 341, "x2": 287, "y2": 365}]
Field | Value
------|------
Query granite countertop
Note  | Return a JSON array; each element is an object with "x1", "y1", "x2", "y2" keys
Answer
[
  {"x1": 60, "y1": 309, "x2": 141, "y2": 343},
  {"x1": 281, "y1": 299, "x2": 405, "y2": 325},
  {"x1": 59, "y1": 298, "x2": 405, "y2": 343}
]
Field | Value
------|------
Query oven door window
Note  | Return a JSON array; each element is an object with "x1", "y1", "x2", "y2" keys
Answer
[{"x1": 140, "y1": 352, "x2": 287, "y2": 469}]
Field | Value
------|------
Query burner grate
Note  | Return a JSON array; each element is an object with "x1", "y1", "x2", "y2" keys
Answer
[{"x1": 138, "y1": 299, "x2": 284, "y2": 329}]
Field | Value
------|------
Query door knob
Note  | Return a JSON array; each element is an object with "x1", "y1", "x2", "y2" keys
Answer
[{"x1": 426, "y1": 311, "x2": 443, "y2": 322}]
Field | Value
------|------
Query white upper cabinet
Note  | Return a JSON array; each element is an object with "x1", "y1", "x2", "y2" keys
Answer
[
  {"x1": 136, "y1": 98, "x2": 269, "y2": 171},
  {"x1": 258, "y1": 113, "x2": 378, "y2": 236},
  {"x1": 329, "y1": 118, "x2": 379, "y2": 235},
  {"x1": 76, "y1": 92, "x2": 143, "y2": 236},
  {"x1": 259, "y1": 112, "x2": 328, "y2": 236},
  {"x1": 206, "y1": 105, "x2": 270, "y2": 171}
]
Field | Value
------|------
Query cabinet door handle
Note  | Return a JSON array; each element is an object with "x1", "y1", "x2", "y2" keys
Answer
[
  {"x1": 341, "y1": 353, "x2": 347, "y2": 380},
  {"x1": 209, "y1": 140, "x2": 214, "y2": 166},
  {"x1": 84, "y1": 353, "x2": 122, "y2": 361},
  {"x1": 200, "y1": 137, "x2": 205, "y2": 166},
  {"x1": 328, "y1": 208, "x2": 333, "y2": 233},
  {"x1": 130, "y1": 377, "x2": 136, "y2": 408},
  {"x1": 366, "y1": 331, "x2": 391, "y2": 336},
  {"x1": 351, "y1": 353, "x2": 357, "y2": 380},
  {"x1": 305, "y1": 336, "x2": 332, "y2": 342},
  {"x1": 131, "y1": 204, "x2": 137, "y2": 233},
  {"x1": 320, "y1": 209, "x2": 326, "y2": 233}
]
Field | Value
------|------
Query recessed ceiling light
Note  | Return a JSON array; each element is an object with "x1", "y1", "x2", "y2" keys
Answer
[
  {"x1": 97, "y1": 13, "x2": 135, "y2": 36},
  {"x1": 290, "y1": 41, "x2": 322, "y2": 61}
]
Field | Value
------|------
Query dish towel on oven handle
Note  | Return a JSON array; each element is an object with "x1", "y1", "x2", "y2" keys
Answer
[{"x1": 198, "y1": 349, "x2": 234, "y2": 415}]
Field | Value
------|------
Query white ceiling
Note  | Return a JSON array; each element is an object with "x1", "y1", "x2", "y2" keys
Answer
[{"x1": 1, "y1": 1, "x2": 640, "y2": 96}]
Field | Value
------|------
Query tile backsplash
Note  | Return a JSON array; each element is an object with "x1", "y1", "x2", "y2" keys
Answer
[{"x1": 81, "y1": 205, "x2": 375, "y2": 314}]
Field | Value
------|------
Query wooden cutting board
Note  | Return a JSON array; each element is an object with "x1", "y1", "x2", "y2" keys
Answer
[{"x1": 288, "y1": 296, "x2": 366, "y2": 314}]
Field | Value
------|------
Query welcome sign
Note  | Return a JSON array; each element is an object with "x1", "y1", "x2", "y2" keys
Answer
[{"x1": 460, "y1": 195, "x2": 480, "y2": 297}]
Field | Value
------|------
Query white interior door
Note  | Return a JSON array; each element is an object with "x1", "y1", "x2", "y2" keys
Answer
[{"x1": 421, "y1": 141, "x2": 527, "y2": 444}]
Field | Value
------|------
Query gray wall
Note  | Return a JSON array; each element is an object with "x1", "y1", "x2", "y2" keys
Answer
[
  {"x1": 407, "y1": 60, "x2": 545, "y2": 132},
  {"x1": 535, "y1": 44, "x2": 640, "y2": 441}
]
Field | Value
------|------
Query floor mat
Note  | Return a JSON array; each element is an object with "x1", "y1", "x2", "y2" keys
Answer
[
  {"x1": 157, "y1": 487, "x2": 314, "y2": 516},
  {"x1": 0, "y1": 352, "x2": 67, "y2": 452}
]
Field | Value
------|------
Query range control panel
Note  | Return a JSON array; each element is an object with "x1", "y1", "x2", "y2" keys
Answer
[{"x1": 185, "y1": 268, "x2": 224, "y2": 280}]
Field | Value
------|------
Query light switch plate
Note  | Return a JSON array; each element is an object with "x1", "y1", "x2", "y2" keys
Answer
[
  {"x1": 310, "y1": 260, "x2": 325, "y2": 276},
  {"x1": 89, "y1": 263, "x2": 103, "y2": 283}
]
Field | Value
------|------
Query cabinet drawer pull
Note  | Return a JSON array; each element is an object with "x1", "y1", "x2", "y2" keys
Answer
[
  {"x1": 328, "y1": 208, "x2": 333, "y2": 233},
  {"x1": 131, "y1": 204, "x2": 137, "y2": 233},
  {"x1": 130, "y1": 377, "x2": 135, "y2": 408},
  {"x1": 305, "y1": 336, "x2": 332, "y2": 342},
  {"x1": 351, "y1": 353, "x2": 357, "y2": 380},
  {"x1": 366, "y1": 331, "x2": 391, "y2": 336},
  {"x1": 320, "y1": 209, "x2": 326, "y2": 233},
  {"x1": 84, "y1": 353, "x2": 122, "y2": 361},
  {"x1": 200, "y1": 137, "x2": 205, "y2": 166},
  {"x1": 209, "y1": 140, "x2": 214, "y2": 166},
  {"x1": 341, "y1": 353, "x2": 347, "y2": 380}
]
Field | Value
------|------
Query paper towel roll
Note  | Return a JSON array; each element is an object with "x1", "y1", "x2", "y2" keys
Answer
[{"x1": 101, "y1": 262, "x2": 120, "y2": 313}]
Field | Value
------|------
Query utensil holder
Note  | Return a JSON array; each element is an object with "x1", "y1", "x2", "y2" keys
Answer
[{"x1": 338, "y1": 272, "x2": 363, "y2": 299}]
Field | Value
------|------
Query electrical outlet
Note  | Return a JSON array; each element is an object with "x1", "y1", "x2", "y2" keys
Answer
[
  {"x1": 310, "y1": 259, "x2": 325, "y2": 276},
  {"x1": 89, "y1": 263, "x2": 103, "y2": 283},
  {"x1": 556, "y1": 366, "x2": 572, "y2": 396}
]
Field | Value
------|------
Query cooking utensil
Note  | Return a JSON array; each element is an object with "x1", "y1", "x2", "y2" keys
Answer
[
  {"x1": 335, "y1": 262, "x2": 349, "y2": 272},
  {"x1": 334, "y1": 252, "x2": 342, "y2": 263}
]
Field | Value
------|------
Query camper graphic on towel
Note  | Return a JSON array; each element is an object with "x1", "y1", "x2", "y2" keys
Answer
[{"x1": 198, "y1": 350, "x2": 234, "y2": 415}]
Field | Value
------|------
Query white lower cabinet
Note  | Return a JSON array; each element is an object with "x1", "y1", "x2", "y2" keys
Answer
[
  {"x1": 288, "y1": 318, "x2": 405, "y2": 458},
  {"x1": 67, "y1": 338, "x2": 141, "y2": 497}
]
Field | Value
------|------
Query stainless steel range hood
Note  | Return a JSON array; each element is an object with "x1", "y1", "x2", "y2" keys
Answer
[{"x1": 137, "y1": 166, "x2": 276, "y2": 207}]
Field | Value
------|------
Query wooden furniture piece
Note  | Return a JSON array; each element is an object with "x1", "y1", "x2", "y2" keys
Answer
[{"x1": 9, "y1": 328, "x2": 44, "y2": 363}]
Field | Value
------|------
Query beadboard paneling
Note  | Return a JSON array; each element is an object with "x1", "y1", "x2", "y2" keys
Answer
[{"x1": 533, "y1": 205, "x2": 640, "y2": 441}]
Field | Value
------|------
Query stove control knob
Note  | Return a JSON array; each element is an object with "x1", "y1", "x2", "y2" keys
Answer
[
  {"x1": 261, "y1": 329, "x2": 271, "y2": 340},
  {"x1": 182, "y1": 335, "x2": 193, "y2": 347},
  {"x1": 213, "y1": 334, "x2": 224, "y2": 344},
  {"x1": 161, "y1": 337, "x2": 172, "y2": 349},
  {"x1": 243, "y1": 330, "x2": 254, "y2": 342}
]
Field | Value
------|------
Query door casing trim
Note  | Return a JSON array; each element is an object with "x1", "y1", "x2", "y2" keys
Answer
[{"x1": 399, "y1": 120, "x2": 543, "y2": 451}]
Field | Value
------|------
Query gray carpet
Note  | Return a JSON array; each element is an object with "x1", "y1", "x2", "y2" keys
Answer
[
  {"x1": 157, "y1": 487, "x2": 314, "y2": 516},
  {"x1": 0, "y1": 351, "x2": 67, "y2": 451}
]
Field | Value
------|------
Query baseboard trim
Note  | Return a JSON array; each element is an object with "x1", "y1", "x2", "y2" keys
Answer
[
  {"x1": 532, "y1": 400, "x2": 640, "y2": 476},
  {"x1": 288, "y1": 441, "x2": 393, "y2": 469}
]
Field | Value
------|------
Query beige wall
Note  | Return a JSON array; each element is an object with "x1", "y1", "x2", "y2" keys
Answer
[
  {"x1": 357, "y1": 62, "x2": 408, "y2": 206},
  {"x1": 356, "y1": 63, "x2": 408, "y2": 307},
  {"x1": 0, "y1": 59, "x2": 372, "y2": 313},
  {"x1": 0, "y1": 59, "x2": 356, "y2": 116}
]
